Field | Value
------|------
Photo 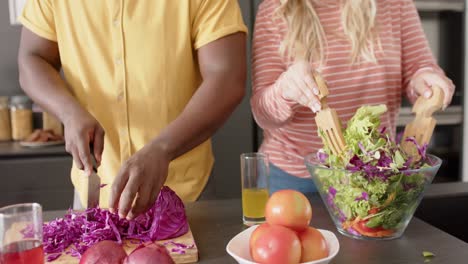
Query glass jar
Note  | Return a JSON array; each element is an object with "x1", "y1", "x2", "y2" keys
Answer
[
  {"x1": 10, "y1": 95, "x2": 33, "y2": 141},
  {"x1": 0, "y1": 96, "x2": 12, "y2": 141},
  {"x1": 43, "y1": 111, "x2": 63, "y2": 136}
]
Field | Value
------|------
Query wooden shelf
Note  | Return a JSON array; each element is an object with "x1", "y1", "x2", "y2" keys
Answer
[
  {"x1": 397, "y1": 105, "x2": 463, "y2": 127},
  {"x1": 415, "y1": 0, "x2": 464, "y2": 12}
]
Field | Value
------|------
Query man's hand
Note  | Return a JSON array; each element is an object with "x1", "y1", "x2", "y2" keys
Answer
[
  {"x1": 108, "y1": 32, "x2": 246, "y2": 219},
  {"x1": 63, "y1": 109, "x2": 105, "y2": 176},
  {"x1": 18, "y1": 27, "x2": 105, "y2": 171},
  {"x1": 108, "y1": 141, "x2": 170, "y2": 220}
]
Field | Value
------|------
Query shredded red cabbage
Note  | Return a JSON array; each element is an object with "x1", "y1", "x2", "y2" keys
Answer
[
  {"x1": 405, "y1": 137, "x2": 428, "y2": 160},
  {"x1": 161, "y1": 241, "x2": 196, "y2": 255},
  {"x1": 355, "y1": 192, "x2": 369, "y2": 201},
  {"x1": 40, "y1": 186, "x2": 188, "y2": 261}
]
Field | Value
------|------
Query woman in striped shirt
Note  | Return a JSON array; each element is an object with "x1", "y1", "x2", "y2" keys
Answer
[{"x1": 251, "y1": 0, "x2": 454, "y2": 194}]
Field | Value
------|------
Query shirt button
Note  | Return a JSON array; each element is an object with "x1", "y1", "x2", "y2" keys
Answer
[
  {"x1": 117, "y1": 93, "x2": 124, "y2": 101},
  {"x1": 113, "y1": 20, "x2": 119, "y2": 27},
  {"x1": 115, "y1": 58, "x2": 122, "y2": 65}
]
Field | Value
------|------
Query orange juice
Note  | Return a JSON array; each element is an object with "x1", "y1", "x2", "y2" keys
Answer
[{"x1": 242, "y1": 188, "x2": 269, "y2": 219}]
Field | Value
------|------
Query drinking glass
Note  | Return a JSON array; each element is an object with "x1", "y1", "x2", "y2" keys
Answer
[
  {"x1": 240, "y1": 153, "x2": 270, "y2": 226},
  {"x1": 0, "y1": 203, "x2": 44, "y2": 264}
]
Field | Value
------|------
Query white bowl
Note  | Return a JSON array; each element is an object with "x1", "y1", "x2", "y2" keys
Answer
[{"x1": 226, "y1": 225, "x2": 340, "y2": 264}]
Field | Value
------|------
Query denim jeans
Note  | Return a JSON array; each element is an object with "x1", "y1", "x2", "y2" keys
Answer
[{"x1": 269, "y1": 163, "x2": 317, "y2": 195}]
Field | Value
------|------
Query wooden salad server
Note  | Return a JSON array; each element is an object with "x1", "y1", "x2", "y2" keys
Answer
[
  {"x1": 313, "y1": 72, "x2": 347, "y2": 156},
  {"x1": 401, "y1": 85, "x2": 445, "y2": 160}
]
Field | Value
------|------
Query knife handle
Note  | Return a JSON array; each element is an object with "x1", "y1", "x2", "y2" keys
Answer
[{"x1": 89, "y1": 142, "x2": 98, "y2": 173}]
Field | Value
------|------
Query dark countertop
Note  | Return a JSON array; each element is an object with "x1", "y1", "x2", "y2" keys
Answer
[
  {"x1": 424, "y1": 181, "x2": 468, "y2": 198},
  {"x1": 0, "y1": 142, "x2": 67, "y2": 158},
  {"x1": 44, "y1": 194, "x2": 468, "y2": 264}
]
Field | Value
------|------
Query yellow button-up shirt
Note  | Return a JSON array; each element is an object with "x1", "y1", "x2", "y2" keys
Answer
[{"x1": 20, "y1": 0, "x2": 247, "y2": 203}]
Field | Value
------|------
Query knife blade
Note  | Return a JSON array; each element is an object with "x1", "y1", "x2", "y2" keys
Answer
[{"x1": 87, "y1": 145, "x2": 101, "y2": 208}]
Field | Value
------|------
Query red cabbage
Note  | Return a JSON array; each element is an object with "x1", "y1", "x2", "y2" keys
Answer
[
  {"x1": 41, "y1": 186, "x2": 188, "y2": 261},
  {"x1": 317, "y1": 150, "x2": 328, "y2": 164},
  {"x1": 355, "y1": 192, "x2": 369, "y2": 201},
  {"x1": 405, "y1": 137, "x2": 428, "y2": 160}
]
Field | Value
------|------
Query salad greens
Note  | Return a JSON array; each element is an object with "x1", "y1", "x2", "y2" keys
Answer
[
  {"x1": 315, "y1": 105, "x2": 435, "y2": 238},
  {"x1": 423, "y1": 251, "x2": 435, "y2": 262}
]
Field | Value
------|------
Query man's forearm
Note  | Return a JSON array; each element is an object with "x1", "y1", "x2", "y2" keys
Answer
[
  {"x1": 152, "y1": 76, "x2": 245, "y2": 161},
  {"x1": 18, "y1": 53, "x2": 84, "y2": 124}
]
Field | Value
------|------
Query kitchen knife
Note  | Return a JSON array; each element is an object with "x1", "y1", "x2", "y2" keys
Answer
[{"x1": 87, "y1": 145, "x2": 101, "y2": 208}]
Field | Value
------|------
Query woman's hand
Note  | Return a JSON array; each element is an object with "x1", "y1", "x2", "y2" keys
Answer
[
  {"x1": 279, "y1": 61, "x2": 322, "y2": 112},
  {"x1": 408, "y1": 71, "x2": 455, "y2": 109}
]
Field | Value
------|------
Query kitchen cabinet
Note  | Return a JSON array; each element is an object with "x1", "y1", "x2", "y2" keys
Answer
[
  {"x1": 415, "y1": 182, "x2": 468, "y2": 242},
  {"x1": 0, "y1": 143, "x2": 73, "y2": 210}
]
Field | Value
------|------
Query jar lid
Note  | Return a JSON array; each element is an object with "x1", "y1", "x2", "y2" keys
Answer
[{"x1": 10, "y1": 95, "x2": 32, "y2": 107}]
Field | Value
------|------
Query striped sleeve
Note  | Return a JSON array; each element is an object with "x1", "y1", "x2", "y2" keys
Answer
[
  {"x1": 400, "y1": 0, "x2": 444, "y2": 91},
  {"x1": 250, "y1": 1, "x2": 299, "y2": 130}
]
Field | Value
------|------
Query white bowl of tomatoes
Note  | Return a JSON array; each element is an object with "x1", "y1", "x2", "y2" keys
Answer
[
  {"x1": 227, "y1": 190, "x2": 340, "y2": 264},
  {"x1": 226, "y1": 225, "x2": 339, "y2": 264}
]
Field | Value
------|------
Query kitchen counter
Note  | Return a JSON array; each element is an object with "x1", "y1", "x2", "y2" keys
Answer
[
  {"x1": 0, "y1": 142, "x2": 67, "y2": 158},
  {"x1": 44, "y1": 194, "x2": 468, "y2": 264}
]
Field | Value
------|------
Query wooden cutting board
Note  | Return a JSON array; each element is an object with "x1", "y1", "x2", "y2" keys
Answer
[{"x1": 48, "y1": 226, "x2": 198, "y2": 263}]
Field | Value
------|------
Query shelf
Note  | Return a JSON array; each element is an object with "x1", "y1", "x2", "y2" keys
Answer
[
  {"x1": 415, "y1": 0, "x2": 464, "y2": 12},
  {"x1": 397, "y1": 105, "x2": 463, "y2": 127},
  {"x1": 0, "y1": 142, "x2": 67, "y2": 158}
]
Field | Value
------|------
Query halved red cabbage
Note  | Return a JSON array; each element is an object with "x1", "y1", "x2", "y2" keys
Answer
[{"x1": 41, "y1": 186, "x2": 188, "y2": 261}]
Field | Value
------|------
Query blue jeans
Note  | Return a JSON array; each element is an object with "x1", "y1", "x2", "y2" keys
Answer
[{"x1": 269, "y1": 163, "x2": 317, "y2": 195}]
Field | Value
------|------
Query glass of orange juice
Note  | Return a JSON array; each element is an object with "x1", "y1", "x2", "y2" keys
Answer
[{"x1": 240, "y1": 153, "x2": 269, "y2": 226}]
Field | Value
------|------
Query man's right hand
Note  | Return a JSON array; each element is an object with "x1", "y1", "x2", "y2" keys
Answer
[{"x1": 63, "y1": 109, "x2": 105, "y2": 176}]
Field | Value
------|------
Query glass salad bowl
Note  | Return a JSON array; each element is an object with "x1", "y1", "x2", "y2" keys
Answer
[{"x1": 304, "y1": 154, "x2": 442, "y2": 240}]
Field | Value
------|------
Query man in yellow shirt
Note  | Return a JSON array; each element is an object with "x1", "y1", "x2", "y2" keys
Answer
[{"x1": 18, "y1": 1, "x2": 247, "y2": 219}]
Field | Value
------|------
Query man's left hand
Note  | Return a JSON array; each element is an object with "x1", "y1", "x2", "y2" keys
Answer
[{"x1": 108, "y1": 141, "x2": 170, "y2": 220}]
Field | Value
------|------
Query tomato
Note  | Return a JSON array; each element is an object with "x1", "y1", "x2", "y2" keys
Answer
[
  {"x1": 251, "y1": 224, "x2": 301, "y2": 264},
  {"x1": 356, "y1": 220, "x2": 385, "y2": 233},
  {"x1": 297, "y1": 227, "x2": 329, "y2": 262},
  {"x1": 249, "y1": 223, "x2": 270, "y2": 256},
  {"x1": 353, "y1": 220, "x2": 394, "y2": 237},
  {"x1": 265, "y1": 190, "x2": 312, "y2": 231}
]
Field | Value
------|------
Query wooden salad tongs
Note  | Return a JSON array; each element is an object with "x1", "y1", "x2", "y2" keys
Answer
[
  {"x1": 313, "y1": 72, "x2": 346, "y2": 156},
  {"x1": 401, "y1": 85, "x2": 445, "y2": 160}
]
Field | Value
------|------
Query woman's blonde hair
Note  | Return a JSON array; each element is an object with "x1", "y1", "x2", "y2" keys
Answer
[{"x1": 277, "y1": 0, "x2": 379, "y2": 65}]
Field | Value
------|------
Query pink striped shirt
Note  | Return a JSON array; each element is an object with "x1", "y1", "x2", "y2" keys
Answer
[{"x1": 251, "y1": 0, "x2": 444, "y2": 177}]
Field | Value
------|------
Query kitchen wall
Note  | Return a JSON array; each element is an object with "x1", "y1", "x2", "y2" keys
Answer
[{"x1": 0, "y1": 0, "x2": 22, "y2": 96}]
